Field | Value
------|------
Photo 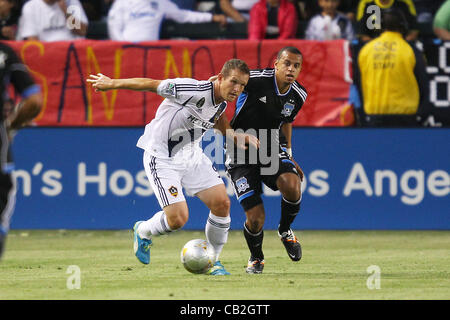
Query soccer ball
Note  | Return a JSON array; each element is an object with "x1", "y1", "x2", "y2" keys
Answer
[{"x1": 180, "y1": 239, "x2": 213, "y2": 274}]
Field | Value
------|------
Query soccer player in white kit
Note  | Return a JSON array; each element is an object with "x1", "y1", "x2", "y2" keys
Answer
[{"x1": 87, "y1": 59, "x2": 256, "y2": 275}]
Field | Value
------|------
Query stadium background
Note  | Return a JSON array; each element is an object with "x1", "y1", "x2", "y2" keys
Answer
[{"x1": 5, "y1": 38, "x2": 450, "y2": 231}]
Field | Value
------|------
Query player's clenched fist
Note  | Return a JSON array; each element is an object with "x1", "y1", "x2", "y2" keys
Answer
[{"x1": 87, "y1": 73, "x2": 114, "y2": 92}]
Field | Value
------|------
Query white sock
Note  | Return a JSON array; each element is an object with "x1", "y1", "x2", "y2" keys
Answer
[
  {"x1": 205, "y1": 212, "x2": 231, "y2": 262},
  {"x1": 137, "y1": 211, "x2": 173, "y2": 239}
]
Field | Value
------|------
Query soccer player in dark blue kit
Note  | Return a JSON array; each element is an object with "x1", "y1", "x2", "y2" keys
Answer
[
  {"x1": 0, "y1": 42, "x2": 42, "y2": 260},
  {"x1": 216, "y1": 47, "x2": 307, "y2": 273}
]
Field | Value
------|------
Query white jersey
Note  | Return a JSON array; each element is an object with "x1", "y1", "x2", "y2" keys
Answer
[
  {"x1": 137, "y1": 78, "x2": 227, "y2": 158},
  {"x1": 17, "y1": 0, "x2": 88, "y2": 41},
  {"x1": 231, "y1": 0, "x2": 259, "y2": 12},
  {"x1": 305, "y1": 13, "x2": 355, "y2": 41},
  {"x1": 108, "y1": 0, "x2": 213, "y2": 42}
]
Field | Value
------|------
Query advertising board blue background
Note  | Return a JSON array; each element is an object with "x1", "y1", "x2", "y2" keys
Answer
[{"x1": 9, "y1": 128, "x2": 450, "y2": 230}]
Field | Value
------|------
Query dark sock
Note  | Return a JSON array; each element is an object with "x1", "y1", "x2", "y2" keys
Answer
[
  {"x1": 279, "y1": 197, "x2": 301, "y2": 234},
  {"x1": 243, "y1": 223, "x2": 264, "y2": 260},
  {"x1": 0, "y1": 232, "x2": 5, "y2": 261}
]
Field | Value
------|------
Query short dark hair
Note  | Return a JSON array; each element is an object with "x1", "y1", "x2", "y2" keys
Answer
[
  {"x1": 221, "y1": 59, "x2": 250, "y2": 78},
  {"x1": 381, "y1": 8, "x2": 409, "y2": 34},
  {"x1": 276, "y1": 46, "x2": 303, "y2": 60}
]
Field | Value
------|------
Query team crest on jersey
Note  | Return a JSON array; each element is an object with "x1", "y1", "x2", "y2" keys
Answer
[
  {"x1": 168, "y1": 186, "x2": 178, "y2": 197},
  {"x1": 236, "y1": 177, "x2": 250, "y2": 193},
  {"x1": 196, "y1": 97, "x2": 205, "y2": 109},
  {"x1": 281, "y1": 102, "x2": 294, "y2": 117}
]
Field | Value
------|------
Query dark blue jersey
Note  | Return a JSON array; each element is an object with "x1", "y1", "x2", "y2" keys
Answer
[
  {"x1": 0, "y1": 42, "x2": 38, "y2": 121},
  {"x1": 228, "y1": 68, "x2": 307, "y2": 165},
  {"x1": 231, "y1": 68, "x2": 307, "y2": 132}
]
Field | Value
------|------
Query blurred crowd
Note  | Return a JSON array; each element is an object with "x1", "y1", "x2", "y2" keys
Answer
[{"x1": 0, "y1": 0, "x2": 448, "y2": 42}]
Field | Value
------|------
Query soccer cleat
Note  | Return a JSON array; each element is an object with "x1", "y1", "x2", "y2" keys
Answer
[
  {"x1": 278, "y1": 228, "x2": 302, "y2": 261},
  {"x1": 245, "y1": 256, "x2": 265, "y2": 274},
  {"x1": 133, "y1": 221, "x2": 152, "y2": 265},
  {"x1": 207, "y1": 261, "x2": 231, "y2": 275}
]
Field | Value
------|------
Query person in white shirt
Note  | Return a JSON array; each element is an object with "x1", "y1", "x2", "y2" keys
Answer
[
  {"x1": 305, "y1": 0, "x2": 354, "y2": 41},
  {"x1": 17, "y1": 0, "x2": 88, "y2": 41},
  {"x1": 107, "y1": 0, "x2": 227, "y2": 42},
  {"x1": 87, "y1": 59, "x2": 258, "y2": 275}
]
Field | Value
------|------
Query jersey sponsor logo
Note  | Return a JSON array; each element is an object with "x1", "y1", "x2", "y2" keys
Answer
[
  {"x1": 281, "y1": 102, "x2": 295, "y2": 117},
  {"x1": 168, "y1": 186, "x2": 178, "y2": 197},
  {"x1": 196, "y1": 97, "x2": 205, "y2": 109},
  {"x1": 187, "y1": 114, "x2": 214, "y2": 129},
  {"x1": 236, "y1": 177, "x2": 250, "y2": 193},
  {"x1": 259, "y1": 96, "x2": 267, "y2": 103}
]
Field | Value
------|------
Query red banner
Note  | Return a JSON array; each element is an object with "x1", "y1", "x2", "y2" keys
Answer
[{"x1": 7, "y1": 39, "x2": 353, "y2": 126}]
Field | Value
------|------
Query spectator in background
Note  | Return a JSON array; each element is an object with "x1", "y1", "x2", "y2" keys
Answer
[
  {"x1": 248, "y1": 0, "x2": 298, "y2": 40},
  {"x1": 171, "y1": 0, "x2": 197, "y2": 10},
  {"x1": 352, "y1": 8, "x2": 430, "y2": 127},
  {"x1": 107, "y1": 0, "x2": 226, "y2": 42},
  {"x1": 220, "y1": 0, "x2": 259, "y2": 22},
  {"x1": 414, "y1": 0, "x2": 445, "y2": 25},
  {"x1": 337, "y1": 0, "x2": 359, "y2": 20},
  {"x1": 17, "y1": 0, "x2": 88, "y2": 41},
  {"x1": 295, "y1": 0, "x2": 319, "y2": 20},
  {"x1": 305, "y1": 0, "x2": 355, "y2": 40},
  {"x1": 0, "y1": 0, "x2": 19, "y2": 40},
  {"x1": 295, "y1": 0, "x2": 358, "y2": 21},
  {"x1": 356, "y1": 0, "x2": 418, "y2": 41},
  {"x1": 433, "y1": 0, "x2": 450, "y2": 40},
  {"x1": 80, "y1": 0, "x2": 113, "y2": 21}
]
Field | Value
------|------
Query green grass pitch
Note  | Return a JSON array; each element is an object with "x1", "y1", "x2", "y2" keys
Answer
[{"x1": 0, "y1": 230, "x2": 449, "y2": 300}]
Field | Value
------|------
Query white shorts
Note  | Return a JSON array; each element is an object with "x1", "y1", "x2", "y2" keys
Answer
[{"x1": 143, "y1": 150, "x2": 224, "y2": 209}]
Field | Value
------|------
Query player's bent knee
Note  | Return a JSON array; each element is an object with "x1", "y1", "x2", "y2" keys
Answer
[
  {"x1": 246, "y1": 215, "x2": 264, "y2": 233},
  {"x1": 278, "y1": 174, "x2": 301, "y2": 201},
  {"x1": 167, "y1": 213, "x2": 188, "y2": 230},
  {"x1": 210, "y1": 196, "x2": 231, "y2": 217},
  {"x1": 164, "y1": 205, "x2": 189, "y2": 230}
]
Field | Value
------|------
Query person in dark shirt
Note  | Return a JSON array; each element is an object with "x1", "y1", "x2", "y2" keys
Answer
[
  {"x1": 0, "y1": 0, "x2": 19, "y2": 40},
  {"x1": 356, "y1": 0, "x2": 419, "y2": 41},
  {"x1": 215, "y1": 46, "x2": 307, "y2": 274},
  {"x1": 0, "y1": 42, "x2": 42, "y2": 260}
]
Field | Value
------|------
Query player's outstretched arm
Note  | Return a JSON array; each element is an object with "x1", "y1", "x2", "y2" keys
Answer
[{"x1": 87, "y1": 73, "x2": 162, "y2": 92}]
